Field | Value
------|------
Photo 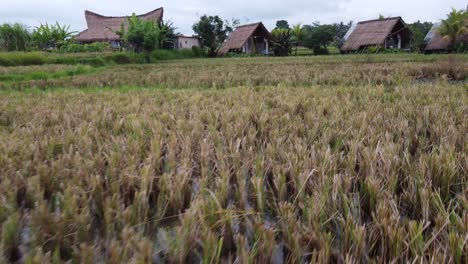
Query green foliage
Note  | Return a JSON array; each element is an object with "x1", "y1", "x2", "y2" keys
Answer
[
  {"x1": 31, "y1": 22, "x2": 76, "y2": 50},
  {"x1": 124, "y1": 14, "x2": 175, "y2": 54},
  {"x1": 271, "y1": 28, "x2": 293, "y2": 56},
  {"x1": 302, "y1": 23, "x2": 339, "y2": 53},
  {"x1": 437, "y1": 8, "x2": 468, "y2": 51},
  {"x1": 0, "y1": 23, "x2": 31, "y2": 51},
  {"x1": 408, "y1": 21, "x2": 433, "y2": 51},
  {"x1": 152, "y1": 49, "x2": 206, "y2": 60},
  {"x1": 0, "y1": 52, "x2": 46, "y2": 66},
  {"x1": 105, "y1": 53, "x2": 133, "y2": 64},
  {"x1": 191, "y1": 46, "x2": 207, "y2": 57},
  {"x1": 1, "y1": 213, "x2": 21, "y2": 262},
  {"x1": 81, "y1": 42, "x2": 109, "y2": 52},
  {"x1": 291, "y1": 24, "x2": 304, "y2": 55},
  {"x1": 275, "y1": 20, "x2": 290, "y2": 30},
  {"x1": 225, "y1": 52, "x2": 265, "y2": 58},
  {"x1": 367, "y1": 46, "x2": 384, "y2": 53},
  {"x1": 192, "y1": 15, "x2": 232, "y2": 56},
  {"x1": 313, "y1": 46, "x2": 329, "y2": 55},
  {"x1": 59, "y1": 42, "x2": 109, "y2": 53},
  {"x1": 291, "y1": 24, "x2": 304, "y2": 43}
]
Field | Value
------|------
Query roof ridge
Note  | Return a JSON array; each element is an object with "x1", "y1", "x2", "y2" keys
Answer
[
  {"x1": 85, "y1": 7, "x2": 163, "y2": 19},
  {"x1": 358, "y1": 16, "x2": 402, "y2": 24},
  {"x1": 236, "y1": 22, "x2": 262, "y2": 29}
]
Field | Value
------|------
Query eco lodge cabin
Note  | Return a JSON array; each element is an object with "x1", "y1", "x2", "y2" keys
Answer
[
  {"x1": 341, "y1": 17, "x2": 413, "y2": 52},
  {"x1": 174, "y1": 36, "x2": 201, "y2": 50},
  {"x1": 424, "y1": 23, "x2": 468, "y2": 53},
  {"x1": 75, "y1": 8, "x2": 164, "y2": 48},
  {"x1": 218, "y1": 22, "x2": 272, "y2": 56}
]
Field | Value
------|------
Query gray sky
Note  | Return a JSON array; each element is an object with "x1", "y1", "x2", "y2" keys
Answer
[{"x1": 0, "y1": 0, "x2": 466, "y2": 35}]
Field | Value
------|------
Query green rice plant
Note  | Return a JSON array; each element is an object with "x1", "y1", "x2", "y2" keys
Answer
[{"x1": 1, "y1": 213, "x2": 21, "y2": 263}]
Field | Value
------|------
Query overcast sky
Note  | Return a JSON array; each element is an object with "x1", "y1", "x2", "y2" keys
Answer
[{"x1": 1, "y1": 0, "x2": 466, "y2": 35}]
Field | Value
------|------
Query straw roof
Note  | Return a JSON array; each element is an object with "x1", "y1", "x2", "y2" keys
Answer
[
  {"x1": 76, "y1": 8, "x2": 164, "y2": 42},
  {"x1": 218, "y1": 22, "x2": 271, "y2": 56},
  {"x1": 425, "y1": 23, "x2": 468, "y2": 51},
  {"x1": 341, "y1": 17, "x2": 411, "y2": 51}
]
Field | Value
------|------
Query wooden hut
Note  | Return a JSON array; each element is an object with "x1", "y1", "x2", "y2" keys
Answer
[
  {"x1": 218, "y1": 22, "x2": 272, "y2": 56},
  {"x1": 341, "y1": 17, "x2": 413, "y2": 52},
  {"x1": 76, "y1": 8, "x2": 164, "y2": 47}
]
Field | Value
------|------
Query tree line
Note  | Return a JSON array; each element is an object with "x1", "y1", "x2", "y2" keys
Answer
[{"x1": 0, "y1": 8, "x2": 466, "y2": 55}]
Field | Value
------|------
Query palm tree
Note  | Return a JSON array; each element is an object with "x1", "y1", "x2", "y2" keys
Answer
[
  {"x1": 291, "y1": 24, "x2": 304, "y2": 55},
  {"x1": 437, "y1": 8, "x2": 468, "y2": 51},
  {"x1": 271, "y1": 28, "x2": 293, "y2": 56}
]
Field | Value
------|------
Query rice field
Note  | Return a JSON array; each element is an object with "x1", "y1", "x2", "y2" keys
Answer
[{"x1": 0, "y1": 54, "x2": 467, "y2": 263}]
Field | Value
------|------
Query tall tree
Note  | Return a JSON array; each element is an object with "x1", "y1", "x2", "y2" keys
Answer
[
  {"x1": 0, "y1": 23, "x2": 30, "y2": 51},
  {"x1": 437, "y1": 8, "x2": 468, "y2": 51},
  {"x1": 275, "y1": 20, "x2": 290, "y2": 30},
  {"x1": 408, "y1": 21, "x2": 433, "y2": 51},
  {"x1": 193, "y1": 15, "x2": 232, "y2": 56},
  {"x1": 302, "y1": 23, "x2": 337, "y2": 54}
]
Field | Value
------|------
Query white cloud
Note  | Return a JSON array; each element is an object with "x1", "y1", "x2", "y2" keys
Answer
[{"x1": 0, "y1": 0, "x2": 465, "y2": 35}]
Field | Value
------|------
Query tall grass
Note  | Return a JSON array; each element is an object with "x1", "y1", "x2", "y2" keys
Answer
[
  {"x1": 2, "y1": 55, "x2": 466, "y2": 90},
  {"x1": 0, "y1": 77, "x2": 466, "y2": 262},
  {"x1": 0, "y1": 49, "x2": 207, "y2": 67}
]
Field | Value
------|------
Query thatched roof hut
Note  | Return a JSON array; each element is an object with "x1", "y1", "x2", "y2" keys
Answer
[
  {"x1": 341, "y1": 17, "x2": 413, "y2": 52},
  {"x1": 76, "y1": 8, "x2": 164, "y2": 43},
  {"x1": 218, "y1": 22, "x2": 272, "y2": 56},
  {"x1": 424, "y1": 23, "x2": 468, "y2": 52}
]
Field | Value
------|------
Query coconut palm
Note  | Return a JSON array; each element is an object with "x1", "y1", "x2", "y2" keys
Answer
[
  {"x1": 291, "y1": 24, "x2": 304, "y2": 55},
  {"x1": 271, "y1": 28, "x2": 293, "y2": 56},
  {"x1": 437, "y1": 8, "x2": 468, "y2": 51}
]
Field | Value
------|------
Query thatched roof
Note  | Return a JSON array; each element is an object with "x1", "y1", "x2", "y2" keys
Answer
[
  {"x1": 218, "y1": 22, "x2": 271, "y2": 56},
  {"x1": 341, "y1": 17, "x2": 412, "y2": 51},
  {"x1": 425, "y1": 23, "x2": 468, "y2": 51},
  {"x1": 76, "y1": 8, "x2": 164, "y2": 42}
]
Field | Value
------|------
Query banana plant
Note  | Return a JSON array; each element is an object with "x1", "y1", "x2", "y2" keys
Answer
[{"x1": 32, "y1": 22, "x2": 76, "y2": 50}]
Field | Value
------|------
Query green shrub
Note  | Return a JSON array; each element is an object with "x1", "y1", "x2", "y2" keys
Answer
[
  {"x1": 192, "y1": 46, "x2": 207, "y2": 57},
  {"x1": 85, "y1": 56, "x2": 106, "y2": 67},
  {"x1": 0, "y1": 52, "x2": 47, "y2": 66},
  {"x1": 18, "y1": 52, "x2": 47, "y2": 65},
  {"x1": 105, "y1": 53, "x2": 133, "y2": 64},
  {"x1": 84, "y1": 42, "x2": 109, "y2": 52},
  {"x1": 225, "y1": 52, "x2": 266, "y2": 58},
  {"x1": 151, "y1": 49, "x2": 206, "y2": 61},
  {"x1": 60, "y1": 42, "x2": 109, "y2": 53},
  {"x1": 313, "y1": 46, "x2": 329, "y2": 55},
  {"x1": 0, "y1": 56, "x2": 14, "y2": 66},
  {"x1": 60, "y1": 43, "x2": 85, "y2": 53},
  {"x1": 152, "y1": 49, "x2": 179, "y2": 60},
  {"x1": 367, "y1": 46, "x2": 384, "y2": 54},
  {"x1": 53, "y1": 56, "x2": 78, "y2": 65}
]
